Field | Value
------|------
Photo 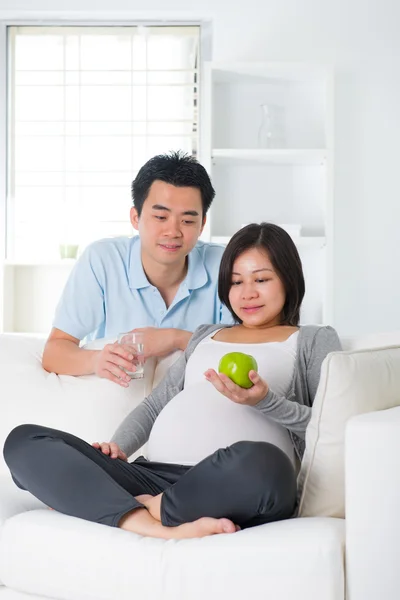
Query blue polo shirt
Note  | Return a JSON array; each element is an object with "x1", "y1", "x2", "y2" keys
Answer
[{"x1": 53, "y1": 236, "x2": 233, "y2": 341}]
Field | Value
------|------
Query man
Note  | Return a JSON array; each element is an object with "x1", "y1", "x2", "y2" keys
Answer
[{"x1": 42, "y1": 151, "x2": 232, "y2": 386}]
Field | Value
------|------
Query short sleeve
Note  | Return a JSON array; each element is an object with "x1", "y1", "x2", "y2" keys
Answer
[{"x1": 52, "y1": 245, "x2": 105, "y2": 340}]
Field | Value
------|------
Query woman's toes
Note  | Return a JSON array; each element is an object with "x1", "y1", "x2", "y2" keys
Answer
[{"x1": 219, "y1": 518, "x2": 236, "y2": 534}]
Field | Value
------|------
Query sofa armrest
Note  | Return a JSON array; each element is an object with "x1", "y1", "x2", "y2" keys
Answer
[
  {"x1": 0, "y1": 475, "x2": 46, "y2": 529},
  {"x1": 345, "y1": 407, "x2": 400, "y2": 600}
]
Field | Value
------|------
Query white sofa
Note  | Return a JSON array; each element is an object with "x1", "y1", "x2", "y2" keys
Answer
[{"x1": 0, "y1": 331, "x2": 400, "y2": 600}]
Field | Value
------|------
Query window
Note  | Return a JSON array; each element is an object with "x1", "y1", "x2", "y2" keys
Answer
[{"x1": 7, "y1": 25, "x2": 200, "y2": 261}]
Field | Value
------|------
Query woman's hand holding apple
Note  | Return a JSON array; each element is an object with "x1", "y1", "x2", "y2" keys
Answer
[{"x1": 204, "y1": 368, "x2": 269, "y2": 406}]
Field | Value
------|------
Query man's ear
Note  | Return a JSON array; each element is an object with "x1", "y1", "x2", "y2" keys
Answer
[{"x1": 130, "y1": 206, "x2": 139, "y2": 231}]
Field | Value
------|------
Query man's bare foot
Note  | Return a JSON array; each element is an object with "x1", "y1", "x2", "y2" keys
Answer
[{"x1": 119, "y1": 507, "x2": 237, "y2": 539}]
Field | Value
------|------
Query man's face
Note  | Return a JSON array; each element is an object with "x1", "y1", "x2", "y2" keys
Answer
[{"x1": 130, "y1": 180, "x2": 206, "y2": 267}]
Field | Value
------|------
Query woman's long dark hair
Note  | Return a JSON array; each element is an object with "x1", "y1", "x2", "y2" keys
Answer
[{"x1": 218, "y1": 222, "x2": 305, "y2": 326}]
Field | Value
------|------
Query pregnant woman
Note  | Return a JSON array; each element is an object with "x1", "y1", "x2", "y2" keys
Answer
[{"x1": 3, "y1": 223, "x2": 341, "y2": 539}]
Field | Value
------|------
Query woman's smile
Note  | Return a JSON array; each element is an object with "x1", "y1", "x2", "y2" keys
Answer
[{"x1": 241, "y1": 305, "x2": 264, "y2": 313}]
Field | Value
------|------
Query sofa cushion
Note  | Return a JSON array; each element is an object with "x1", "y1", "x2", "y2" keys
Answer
[
  {"x1": 298, "y1": 344, "x2": 400, "y2": 518},
  {"x1": 0, "y1": 509, "x2": 345, "y2": 600},
  {"x1": 0, "y1": 335, "x2": 156, "y2": 475}
]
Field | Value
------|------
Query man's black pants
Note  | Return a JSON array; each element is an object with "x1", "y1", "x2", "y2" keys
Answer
[{"x1": 3, "y1": 424, "x2": 297, "y2": 529}]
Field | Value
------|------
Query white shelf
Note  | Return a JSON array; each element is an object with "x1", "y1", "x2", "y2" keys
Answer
[
  {"x1": 1, "y1": 259, "x2": 76, "y2": 334},
  {"x1": 3, "y1": 259, "x2": 77, "y2": 267},
  {"x1": 2, "y1": 331, "x2": 47, "y2": 338},
  {"x1": 211, "y1": 62, "x2": 329, "y2": 84},
  {"x1": 211, "y1": 236, "x2": 326, "y2": 249},
  {"x1": 212, "y1": 149, "x2": 327, "y2": 166}
]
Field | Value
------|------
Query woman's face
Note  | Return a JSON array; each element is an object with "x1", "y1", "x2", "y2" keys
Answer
[{"x1": 228, "y1": 247, "x2": 286, "y2": 329}]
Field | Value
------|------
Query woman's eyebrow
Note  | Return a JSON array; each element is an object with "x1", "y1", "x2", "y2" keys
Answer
[{"x1": 253, "y1": 268, "x2": 274, "y2": 273}]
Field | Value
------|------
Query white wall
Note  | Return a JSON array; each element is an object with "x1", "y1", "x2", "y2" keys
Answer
[{"x1": 1, "y1": 0, "x2": 400, "y2": 336}]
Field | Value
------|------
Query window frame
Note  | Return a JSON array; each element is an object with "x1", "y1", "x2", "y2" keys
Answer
[{"x1": 0, "y1": 17, "x2": 212, "y2": 262}]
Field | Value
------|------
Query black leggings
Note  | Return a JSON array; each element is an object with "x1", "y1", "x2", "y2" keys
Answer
[{"x1": 3, "y1": 424, "x2": 297, "y2": 529}]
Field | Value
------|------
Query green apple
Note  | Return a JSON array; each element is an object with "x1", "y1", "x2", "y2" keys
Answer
[{"x1": 218, "y1": 352, "x2": 258, "y2": 389}]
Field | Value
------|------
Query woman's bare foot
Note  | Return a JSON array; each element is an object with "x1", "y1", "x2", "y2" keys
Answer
[
  {"x1": 135, "y1": 494, "x2": 154, "y2": 504},
  {"x1": 119, "y1": 507, "x2": 237, "y2": 539},
  {"x1": 178, "y1": 516, "x2": 237, "y2": 538},
  {"x1": 135, "y1": 493, "x2": 241, "y2": 534},
  {"x1": 140, "y1": 493, "x2": 162, "y2": 520}
]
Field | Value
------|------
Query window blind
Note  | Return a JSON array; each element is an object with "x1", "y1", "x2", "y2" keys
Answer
[{"x1": 7, "y1": 25, "x2": 200, "y2": 260}]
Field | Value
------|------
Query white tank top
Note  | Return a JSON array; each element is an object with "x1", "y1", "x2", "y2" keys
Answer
[{"x1": 147, "y1": 330, "x2": 299, "y2": 466}]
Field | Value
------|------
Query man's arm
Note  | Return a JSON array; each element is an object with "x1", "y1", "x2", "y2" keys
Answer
[
  {"x1": 131, "y1": 327, "x2": 192, "y2": 359},
  {"x1": 42, "y1": 328, "x2": 96, "y2": 376},
  {"x1": 42, "y1": 328, "x2": 139, "y2": 386},
  {"x1": 174, "y1": 329, "x2": 192, "y2": 351},
  {"x1": 42, "y1": 242, "x2": 126, "y2": 381}
]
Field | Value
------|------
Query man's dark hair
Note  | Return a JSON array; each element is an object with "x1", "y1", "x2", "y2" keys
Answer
[
  {"x1": 218, "y1": 222, "x2": 305, "y2": 326},
  {"x1": 131, "y1": 151, "x2": 215, "y2": 217}
]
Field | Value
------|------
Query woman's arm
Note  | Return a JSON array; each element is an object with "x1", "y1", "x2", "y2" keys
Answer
[
  {"x1": 110, "y1": 351, "x2": 188, "y2": 457},
  {"x1": 254, "y1": 326, "x2": 342, "y2": 437},
  {"x1": 205, "y1": 326, "x2": 342, "y2": 438},
  {"x1": 304, "y1": 325, "x2": 342, "y2": 402},
  {"x1": 110, "y1": 324, "x2": 222, "y2": 457},
  {"x1": 254, "y1": 389, "x2": 311, "y2": 437}
]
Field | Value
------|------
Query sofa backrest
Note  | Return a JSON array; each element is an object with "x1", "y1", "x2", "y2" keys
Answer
[
  {"x1": 340, "y1": 331, "x2": 400, "y2": 351},
  {"x1": 1, "y1": 329, "x2": 400, "y2": 485},
  {"x1": 0, "y1": 335, "x2": 158, "y2": 476}
]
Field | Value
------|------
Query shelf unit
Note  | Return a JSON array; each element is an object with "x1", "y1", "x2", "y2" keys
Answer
[
  {"x1": 211, "y1": 148, "x2": 327, "y2": 166},
  {"x1": 0, "y1": 232, "x2": 138, "y2": 333},
  {"x1": 199, "y1": 61, "x2": 334, "y2": 325},
  {"x1": 211, "y1": 236, "x2": 326, "y2": 249}
]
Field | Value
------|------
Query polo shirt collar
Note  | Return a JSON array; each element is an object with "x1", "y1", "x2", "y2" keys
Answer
[
  {"x1": 185, "y1": 245, "x2": 209, "y2": 290},
  {"x1": 128, "y1": 238, "x2": 209, "y2": 291},
  {"x1": 128, "y1": 237, "x2": 150, "y2": 289}
]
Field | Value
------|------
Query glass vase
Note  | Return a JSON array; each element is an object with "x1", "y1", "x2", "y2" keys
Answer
[{"x1": 257, "y1": 104, "x2": 273, "y2": 149}]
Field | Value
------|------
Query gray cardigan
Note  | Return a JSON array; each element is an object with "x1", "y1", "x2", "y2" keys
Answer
[{"x1": 111, "y1": 324, "x2": 342, "y2": 460}]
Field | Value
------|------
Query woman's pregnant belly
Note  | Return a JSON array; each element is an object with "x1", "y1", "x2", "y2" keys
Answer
[{"x1": 147, "y1": 381, "x2": 295, "y2": 466}]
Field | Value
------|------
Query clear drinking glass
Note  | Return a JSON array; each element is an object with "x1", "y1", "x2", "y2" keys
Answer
[{"x1": 117, "y1": 332, "x2": 145, "y2": 379}]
